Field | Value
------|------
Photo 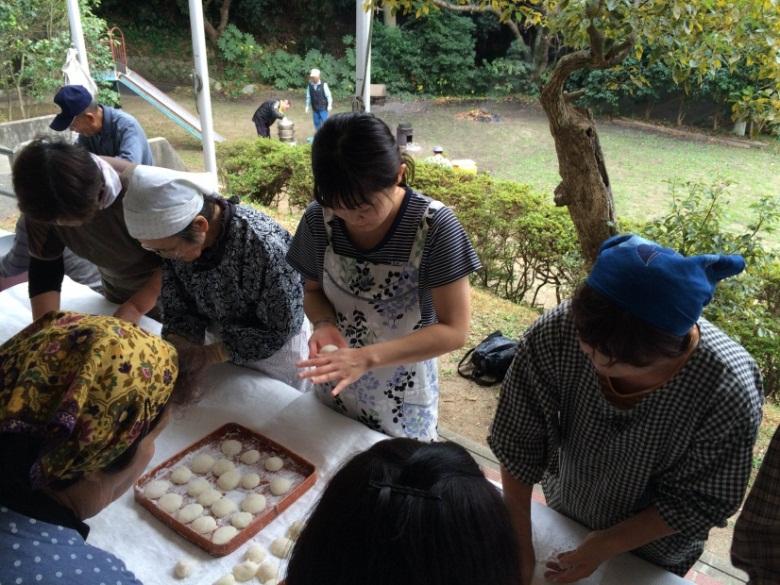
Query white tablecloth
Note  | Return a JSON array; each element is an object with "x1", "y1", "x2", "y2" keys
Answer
[{"x1": 0, "y1": 280, "x2": 691, "y2": 585}]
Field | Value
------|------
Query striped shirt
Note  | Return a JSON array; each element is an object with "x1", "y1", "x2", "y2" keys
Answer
[
  {"x1": 489, "y1": 301, "x2": 763, "y2": 575},
  {"x1": 286, "y1": 189, "x2": 481, "y2": 326}
]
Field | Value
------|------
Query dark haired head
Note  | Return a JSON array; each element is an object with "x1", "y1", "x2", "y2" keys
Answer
[
  {"x1": 571, "y1": 283, "x2": 691, "y2": 367},
  {"x1": 12, "y1": 137, "x2": 102, "y2": 223},
  {"x1": 311, "y1": 112, "x2": 415, "y2": 209},
  {"x1": 286, "y1": 438, "x2": 520, "y2": 585},
  {"x1": 175, "y1": 195, "x2": 218, "y2": 243}
]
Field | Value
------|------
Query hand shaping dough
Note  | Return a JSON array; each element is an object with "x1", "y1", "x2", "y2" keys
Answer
[
  {"x1": 158, "y1": 493, "x2": 184, "y2": 514},
  {"x1": 192, "y1": 453, "x2": 216, "y2": 474},
  {"x1": 230, "y1": 511, "x2": 253, "y2": 529},
  {"x1": 269, "y1": 477, "x2": 292, "y2": 496},
  {"x1": 270, "y1": 536, "x2": 293, "y2": 559},
  {"x1": 170, "y1": 466, "x2": 193, "y2": 484},
  {"x1": 240, "y1": 473, "x2": 260, "y2": 490},
  {"x1": 212, "y1": 458, "x2": 236, "y2": 476},
  {"x1": 212, "y1": 497, "x2": 238, "y2": 518},
  {"x1": 187, "y1": 477, "x2": 211, "y2": 497},
  {"x1": 197, "y1": 488, "x2": 223, "y2": 507},
  {"x1": 245, "y1": 543, "x2": 266, "y2": 563},
  {"x1": 217, "y1": 469, "x2": 241, "y2": 491},
  {"x1": 221, "y1": 439, "x2": 243, "y2": 458},
  {"x1": 213, "y1": 575, "x2": 236, "y2": 585},
  {"x1": 263, "y1": 456, "x2": 284, "y2": 472},
  {"x1": 174, "y1": 560, "x2": 193, "y2": 579},
  {"x1": 287, "y1": 519, "x2": 305, "y2": 540},
  {"x1": 239, "y1": 449, "x2": 260, "y2": 465},
  {"x1": 241, "y1": 493, "x2": 266, "y2": 514},
  {"x1": 256, "y1": 560, "x2": 278, "y2": 582},
  {"x1": 143, "y1": 479, "x2": 170, "y2": 500},
  {"x1": 177, "y1": 503, "x2": 204, "y2": 524},
  {"x1": 212, "y1": 525, "x2": 239, "y2": 545},
  {"x1": 191, "y1": 515, "x2": 217, "y2": 534},
  {"x1": 232, "y1": 561, "x2": 259, "y2": 582},
  {"x1": 320, "y1": 344, "x2": 339, "y2": 353}
]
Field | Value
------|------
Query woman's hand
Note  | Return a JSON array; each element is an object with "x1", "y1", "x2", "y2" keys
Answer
[
  {"x1": 543, "y1": 532, "x2": 616, "y2": 583},
  {"x1": 307, "y1": 322, "x2": 348, "y2": 357},
  {"x1": 297, "y1": 346, "x2": 372, "y2": 396}
]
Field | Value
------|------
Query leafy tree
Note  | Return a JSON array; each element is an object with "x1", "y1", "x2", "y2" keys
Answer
[{"x1": 376, "y1": 0, "x2": 780, "y2": 262}]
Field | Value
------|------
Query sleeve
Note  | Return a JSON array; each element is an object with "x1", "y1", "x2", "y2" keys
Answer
[
  {"x1": 419, "y1": 205, "x2": 481, "y2": 289},
  {"x1": 221, "y1": 233, "x2": 305, "y2": 364},
  {"x1": 487, "y1": 309, "x2": 563, "y2": 485},
  {"x1": 160, "y1": 264, "x2": 209, "y2": 344},
  {"x1": 0, "y1": 216, "x2": 30, "y2": 277},
  {"x1": 25, "y1": 217, "x2": 65, "y2": 261},
  {"x1": 273, "y1": 103, "x2": 285, "y2": 121},
  {"x1": 28, "y1": 256, "x2": 65, "y2": 297},
  {"x1": 286, "y1": 204, "x2": 325, "y2": 282},
  {"x1": 731, "y1": 425, "x2": 780, "y2": 585},
  {"x1": 115, "y1": 118, "x2": 149, "y2": 163},
  {"x1": 324, "y1": 83, "x2": 333, "y2": 108},
  {"x1": 653, "y1": 380, "x2": 762, "y2": 540}
]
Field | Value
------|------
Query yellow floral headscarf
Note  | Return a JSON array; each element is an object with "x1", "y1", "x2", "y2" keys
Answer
[{"x1": 0, "y1": 312, "x2": 178, "y2": 488}]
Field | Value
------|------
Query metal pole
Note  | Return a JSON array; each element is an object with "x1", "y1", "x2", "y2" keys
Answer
[
  {"x1": 66, "y1": 0, "x2": 90, "y2": 75},
  {"x1": 188, "y1": 0, "x2": 218, "y2": 175},
  {"x1": 355, "y1": 0, "x2": 372, "y2": 113}
]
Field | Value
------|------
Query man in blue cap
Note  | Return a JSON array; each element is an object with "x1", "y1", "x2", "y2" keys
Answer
[
  {"x1": 489, "y1": 234, "x2": 763, "y2": 584},
  {"x1": 1, "y1": 85, "x2": 154, "y2": 303}
]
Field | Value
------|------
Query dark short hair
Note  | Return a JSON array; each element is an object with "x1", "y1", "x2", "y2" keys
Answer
[
  {"x1": 311, "y1": 112, "x2": 414, "y2": 209},
  {"x1": 571, "y1": 283, "x2": 691, "y2": 366},
  {"x1": 286, "y1": 438, "x2": 520, "y2": 585},
  {"x1": 175, "y1": 195, "x2": 219, "y2": 242},
  {"x1": 12, "y1": 137, "x2": 102, "y2": 223}
]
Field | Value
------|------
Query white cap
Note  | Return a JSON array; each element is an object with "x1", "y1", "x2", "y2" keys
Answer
[
  {"x1": 123, "y1": 165, "x2": 219, "y2": 240},
  {"x1": 309, "y1": 68, "x2": 320, "y2": 77}
]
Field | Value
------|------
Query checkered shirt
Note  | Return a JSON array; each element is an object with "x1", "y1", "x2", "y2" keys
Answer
[
  {"x1": 732, "y1": 425, "x2": 780, "y2": 585},
  {"x1": 488, "y1": 301, "x2": 763, "y2": 576}
]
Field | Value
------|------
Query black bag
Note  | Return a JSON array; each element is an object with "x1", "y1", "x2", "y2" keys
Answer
[{"x1": 457, "y1": 331, "x2": 518, "y2": 386}]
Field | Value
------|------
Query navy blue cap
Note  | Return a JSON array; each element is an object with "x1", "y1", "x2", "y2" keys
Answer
[
  {"x1": 50, "y1": 85, "x2": 93, "y2": 131},
  {"x1": 586, "y1": 234, "x2": 745, "y2": 336}
]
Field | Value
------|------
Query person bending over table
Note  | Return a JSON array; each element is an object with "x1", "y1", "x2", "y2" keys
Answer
[
  {"x1": 122, "y1": 165, "x2": 308, "y2": 390},
  {"x1": 11, "y1": 138, "x2": 162, "y2": 324},
  {"x1": 0, "y1": 311, "x2": 197, "y2": 585},
  {"x1": 489, "y1": 234, "x2": 763, "y2": 584},
  {"x1": 285, "y1": 438, "x2": 521, "y2": 585}
]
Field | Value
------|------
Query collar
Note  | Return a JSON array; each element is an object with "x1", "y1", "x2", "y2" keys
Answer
[
  {"x1": 98, "y1": 105, "x2": 113, "y2": 136},
  {"x1": 2, "y1": 491, "x2": 90, "y2": 541}
]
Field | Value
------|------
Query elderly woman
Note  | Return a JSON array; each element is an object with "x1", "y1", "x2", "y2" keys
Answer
[
  {"x1": 0, "y1": 311, "x2": 192, "y2": 585},
  {"x1": 490, "y1": 234, "x2": 763, "y2": 584},
  {"x1": 122, "y1": 166, "x2": 308, "y2": 389}
]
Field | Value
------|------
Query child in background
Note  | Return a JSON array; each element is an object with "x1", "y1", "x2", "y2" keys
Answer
[
  {"x1": 285, "y1": 439, "x2": 520, "y2": 585},
  {"x1": 287, "y1": 112, "x2": 480, "y2": 440}
]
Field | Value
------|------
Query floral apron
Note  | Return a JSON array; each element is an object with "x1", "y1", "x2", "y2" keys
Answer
[{"x1": 317, "y1": 202, "x2": 442, "y2": 440}]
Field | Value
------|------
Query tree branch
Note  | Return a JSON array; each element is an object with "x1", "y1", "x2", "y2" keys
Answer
[
  {"x1": 587, "y1": 23, "x2": 604, "y2": 63},
  {"x1": 564, "y1": 89, "x2": 587, "y2": 102},
  {"x1": 431, "y1": 0, "x2": 525, "y2": 47},
  {"x1": 217, "y1": 0, "x2": 232, "y2": 36}
]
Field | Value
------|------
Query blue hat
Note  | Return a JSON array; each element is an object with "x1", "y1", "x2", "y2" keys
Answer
[
  {"x1": 50, "y1": 85, "x2": 93, "y2": 131},
  {"x1": 586, "y1": 234, "x2": 745, "y2": 336}
]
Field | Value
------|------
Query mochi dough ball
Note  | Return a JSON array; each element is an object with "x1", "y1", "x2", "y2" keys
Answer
[
  {"x1": 232, "y1": 561, "x2": 259, "y2": 582},
  {"x1": 174, "y1": 559, "x2": 193, "y2": 579},
  {"x1": 212, "y1": 458, "x2": 236, "y2": 476},
  {"x1": 198, "y1": 488, "x2": 223, "y2": 507},
  {"x1": 187, "y1": 477, "x2": 211, "y2": 497},
  {"x1": 239, "y1": 449, "x2": 261, "y2": 465},
  {"x1": 212, "y1": 497, "x2": 238, "y2": 518},
  {"x1": 217, "y1": 469, "x2": 241, "y2": 491},
  {"x1": 240, "y1": 473, "x2": 260, "y2": 490},
  {"x1": 212, "y1": 525, "x2": 239, "y2": 545},
  {"x1": 143, "y1": 479, "x2": 170, "y2": 500},
  {"x1": 320, "y1": 344, "x2": 339, "y2": 353},
  {"x1": 256, "y1": 559, "x2": 278, "y2": 582},
  {"x1": 192, "y1": 453, "x2": 216, "y2": 474},
  {"x1": 177, "y1": 503, "x2": 204, "y2": 524},
  {"x1": 263, "y1": 456, "x2": 284, "y2": 472},
  {"x1": 245, "y1": 543, "x2": 267, "y2": 563},
  {"x1": 287, "y1": 519, "x2": 305, "y2": 540},
  {"x1": 213, "y1": 575, "x2": 236, "y2": 585},
  {"x1": 270, "y1": 536, "x2": 293, "y2": 558},
  {"x1": 158, "y1": 493, "x2": 183, "y2": 513},
  {"x1": 221, "y1": 439, "x2": 243, "y2": 457},
  {"x1": 230, "y1": 511, "x2": 254, "y2": 529},
  {"x1": 241, "y1": 493, "x2": 266, "y2": 514},
  {"x1": 269, "y1": 477, "x2": 292, "y2": 496},
  {"x1": 191, "y1": 515, "x2": 217, "y2": 534},
  {"x1": 170, "y1": 466, "x2": 193, "y2": 484}
]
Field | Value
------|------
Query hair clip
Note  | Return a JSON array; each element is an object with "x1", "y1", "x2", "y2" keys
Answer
[{"x1": 368, "y1": 480, "x2": 442, "y2": 501}]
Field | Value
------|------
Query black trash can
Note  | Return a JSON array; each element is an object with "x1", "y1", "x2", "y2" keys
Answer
[{"x1": 396, "y1": 123, "x2": 413, "y2": 150}]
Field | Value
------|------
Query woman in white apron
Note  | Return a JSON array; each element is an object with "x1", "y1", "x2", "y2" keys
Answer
[{"x1": 288, "y1": 113, "x2": 481, "y2": 440}]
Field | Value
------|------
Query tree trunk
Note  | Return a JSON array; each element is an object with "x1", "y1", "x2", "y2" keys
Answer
[
  {"x1": 539, "y1": 39, "x2": 629, "y2": 263},
  {"x1": 383, "y1": 5, "x2": 397, "y2": 26},
  {"x1": 676, "y1": 94, "x2": 686, "y2": 127}
]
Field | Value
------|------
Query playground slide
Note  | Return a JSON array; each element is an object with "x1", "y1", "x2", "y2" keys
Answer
[{"x1": 117, "y1": 68, "x2": 224, "y2": 142}]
